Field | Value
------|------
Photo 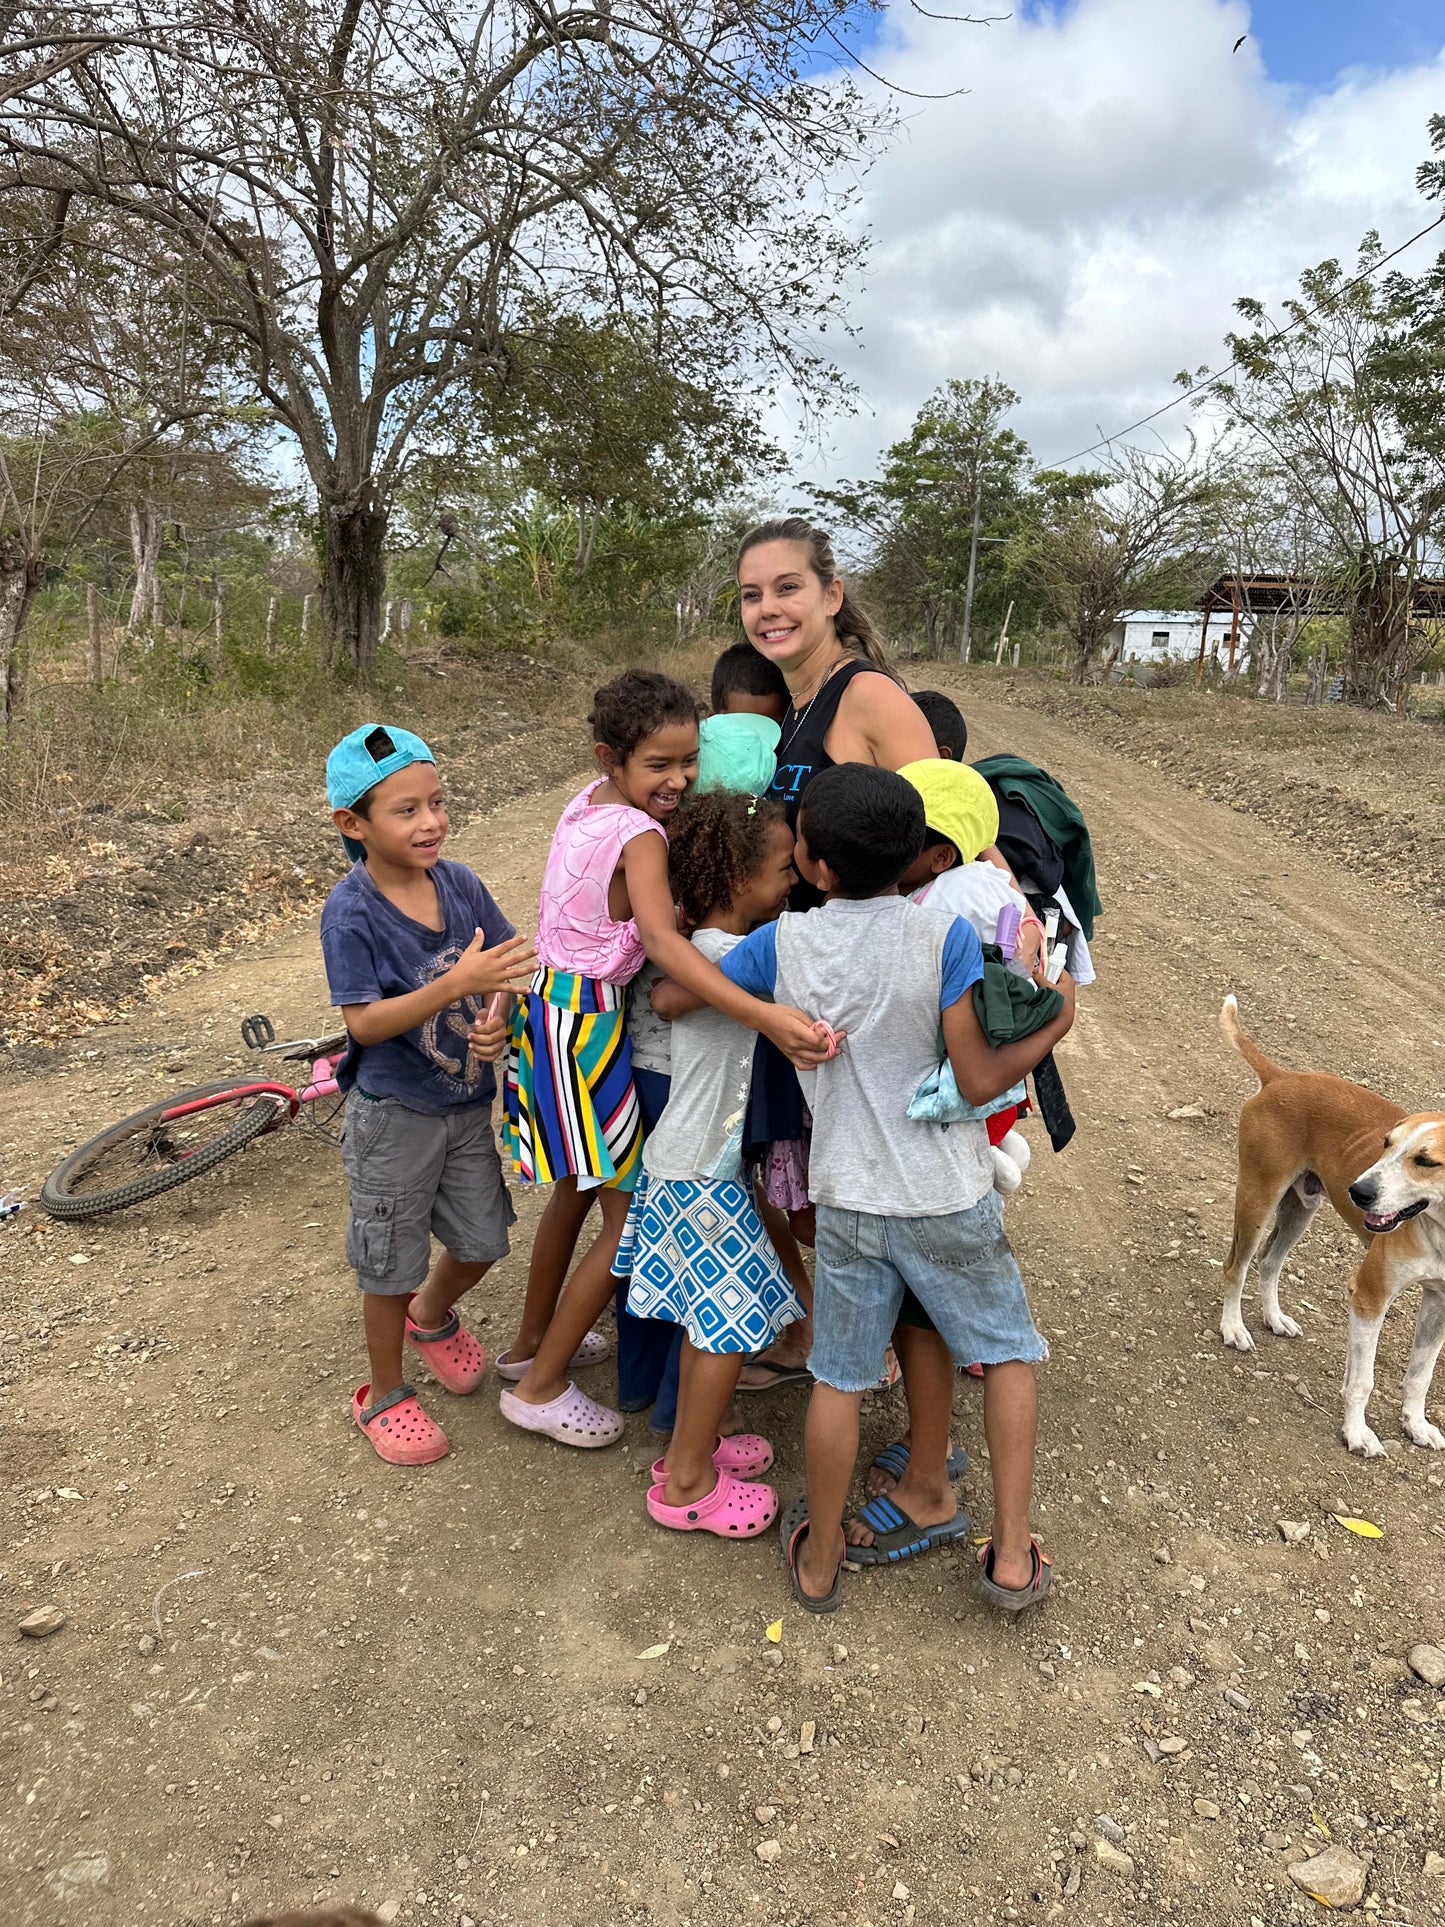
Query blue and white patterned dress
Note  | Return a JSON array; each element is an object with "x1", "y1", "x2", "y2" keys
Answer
[{"x1": 611, "y1": 927, "x2": 803, "y2": 1355}]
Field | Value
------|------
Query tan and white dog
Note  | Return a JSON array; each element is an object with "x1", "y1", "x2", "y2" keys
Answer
[{"x1": 1218, "y1": 995, "x2": 1445, "y2": 1457}]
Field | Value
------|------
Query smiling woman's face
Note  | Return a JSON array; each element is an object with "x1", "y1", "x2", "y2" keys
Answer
[{"x1": 737, "y1": 539, "x2": 844, "y2": 676}]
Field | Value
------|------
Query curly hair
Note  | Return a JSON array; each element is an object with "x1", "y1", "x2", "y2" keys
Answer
[
  {"x1": 589, "y1": 668, "x2": 700, "y2": 761},
  {"x1": 667, "y1": 789, "x2": 787, "y2": 931}
]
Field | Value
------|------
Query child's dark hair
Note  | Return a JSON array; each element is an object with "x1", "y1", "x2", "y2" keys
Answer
[
  {"x1": 667, "y1": 790, "x2": 787, "y2": 930},
  {"x1": 798, "y1": 764, "x2": 924, "y2": 899},
  {"x1": 911, "y1": 689, "x2": 968, "y2": 759},
  {"x1": 589, "y1": 669, "x2": 700, "y2": 761},
  {"x1": 710, "y1": 640, "x2": 789, "y2": 712}
]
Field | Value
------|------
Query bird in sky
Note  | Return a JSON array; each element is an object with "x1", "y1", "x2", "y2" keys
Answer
[{"x1": 1233, "y1": 33, "x2": 1247, "y2": 52}]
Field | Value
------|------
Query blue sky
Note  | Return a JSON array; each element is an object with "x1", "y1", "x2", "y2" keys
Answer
[
  {"x1": 788, "y1": 0, "x2": 1445, "y2": 486},
  {"x1": 1196, "y1": 0, "x2": 1443, "y2": 87}
]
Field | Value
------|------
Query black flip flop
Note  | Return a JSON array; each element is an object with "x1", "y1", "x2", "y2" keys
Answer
[
  {"x1": 780, "y1": 1496, "x2": 845, "y2": 1614},
  {"x1": 869, "y1": 1441, "x2": 969, "y2": 1485},
  {"x1": 846, "y1": 1493, "x2": 973, "y2": 1567},
  {"x1": 736, "y1": 1361, "x2": 814, "y2": 1395}
]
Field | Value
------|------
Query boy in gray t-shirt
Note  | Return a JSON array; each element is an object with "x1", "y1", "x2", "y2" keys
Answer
[{"x1": 720, "y1": 765, "x2": 1075, "y2": 1616}]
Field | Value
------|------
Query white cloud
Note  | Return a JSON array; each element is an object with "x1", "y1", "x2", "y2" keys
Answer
[{"x1": 781, "y1": 0, "x2": 1445, "y2": 487}]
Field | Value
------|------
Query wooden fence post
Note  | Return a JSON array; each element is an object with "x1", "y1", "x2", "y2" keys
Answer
[{"x1": 264, "y1": 593, "x2": 279, "y2": 654}]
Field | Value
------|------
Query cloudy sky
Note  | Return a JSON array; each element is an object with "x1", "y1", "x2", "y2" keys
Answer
[{"x1": 783, "y1": 0, "x2": 1445, "y2": 487}]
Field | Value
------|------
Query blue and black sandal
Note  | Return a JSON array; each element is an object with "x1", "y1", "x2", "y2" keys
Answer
[
  {"x1": 869, "y1": 1440, "x2": 969, "y2": 1486},
  {"x1": 846, "y1": 1493, "x2": 973, "y2": 1566}
]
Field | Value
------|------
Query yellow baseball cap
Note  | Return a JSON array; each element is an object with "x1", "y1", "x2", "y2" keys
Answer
[{"x1": 899, "y1": 758, "x2": 999, "y2": 862}]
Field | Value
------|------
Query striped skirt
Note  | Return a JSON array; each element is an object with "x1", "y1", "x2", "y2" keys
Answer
[{"x1": 503, "y1": 967, "x2": 643, "y2": 1191}]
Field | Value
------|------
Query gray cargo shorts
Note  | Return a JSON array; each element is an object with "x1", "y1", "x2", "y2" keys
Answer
[{"x1": 340, "y1": 1090, "x2": 515, "y2": 1295}]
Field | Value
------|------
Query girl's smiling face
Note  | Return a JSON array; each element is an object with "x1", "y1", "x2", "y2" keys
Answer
[
  {"x1": 597, "y1": 720, "x2": 700, "y2": 821},
  {"x1": 737, "y1": 539, "x2": 844, "y2": 675},
  {"x1": 733, "y1": 818, "x2": 798, "y2": 924}
]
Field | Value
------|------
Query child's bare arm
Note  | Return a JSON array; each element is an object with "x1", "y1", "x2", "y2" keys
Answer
[
  {"x1": 622, "y1": 834, "x2": 835, "y2": 1068},
  {"x1": 343, "y1": 930, "x2": 535, "y2": 1046},
  {"x1": 650, "y1": 976, "x2": 705, "y2": 1021},
  {"x1": 940, "y1": 973, "x2": 1076, "y2": 1108}
]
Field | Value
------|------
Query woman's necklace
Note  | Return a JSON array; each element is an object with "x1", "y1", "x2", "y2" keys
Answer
[{"x1": 777, "y1": 652, "x2": 847, "y2": 763}]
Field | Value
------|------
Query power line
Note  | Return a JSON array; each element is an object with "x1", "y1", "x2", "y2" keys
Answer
[{"x1": 1039, "y1": 209, "x2": 1445, "y2": 471}]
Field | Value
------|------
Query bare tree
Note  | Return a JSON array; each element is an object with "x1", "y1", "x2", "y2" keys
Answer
[
  {"x1": 0, "y1": 189, "x2": 244, "y2": 719},
  {"x1": 0, "y1": 0, "x2": 883, "y2": 674},
  {"x1": 1014, "y1": 443, "x2": 1222, "y2": 684}
]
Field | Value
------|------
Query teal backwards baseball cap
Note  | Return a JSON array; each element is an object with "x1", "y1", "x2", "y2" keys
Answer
[{"x1": 326, "y1": 722, "x2": 436, "y2": 862}]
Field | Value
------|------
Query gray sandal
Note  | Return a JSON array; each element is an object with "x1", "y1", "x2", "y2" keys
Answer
[{"x1": 975, "y1": 1537, "x2": 1053, "y2": 1613}]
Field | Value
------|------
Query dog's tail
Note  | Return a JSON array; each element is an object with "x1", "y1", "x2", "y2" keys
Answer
[{"x1": 1219, "y1": 994, "x2": 1282, "y2": 1086}]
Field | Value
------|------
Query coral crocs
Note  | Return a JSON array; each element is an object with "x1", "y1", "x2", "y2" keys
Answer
[
  {"x1": 404, "y1": 1305, "x2": 487, "y2": 1394},
  {"x1": 646, "y1": 1469, "x2": 779, "y2": 1537},
  {"x1": 352, "y1": 1382, "x2": 449, "y2": 1466}
]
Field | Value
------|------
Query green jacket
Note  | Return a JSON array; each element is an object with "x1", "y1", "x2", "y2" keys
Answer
[
  {"x1": 973, "y1": 752, "x2": 1102, "y2": 940},
  {"x1": 972, "y1": 948, "x2": 1064, "y2": 1044}
]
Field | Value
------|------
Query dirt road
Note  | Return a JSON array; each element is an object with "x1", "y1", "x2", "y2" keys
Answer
[{"x1": 5, "y1": 683, "x2": 1445, "y2": 1927}]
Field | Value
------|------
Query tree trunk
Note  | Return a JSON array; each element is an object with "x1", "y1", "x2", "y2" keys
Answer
[
  {"x1": 1345, "y1": 568, "x2": 1414, "y2": 709},
  {"x1": 321, "y1": 500, "x2": 389, "y2": 676},
  {"x1": 0, "y1": 537, "x2": 43, "y2": 730},
  {"x1": 87, "y1": 582, "x2": 103, "y2": 688},
  {"x1": 264, "y1": 593, "x2": 279, "y2": 654},
  {"x1": 127, "y1": 504, "x2": 162, "y2": 633}
]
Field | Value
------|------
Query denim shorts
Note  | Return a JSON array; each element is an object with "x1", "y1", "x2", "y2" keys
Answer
[
  {"x1": 809, "y1": 1192, "x2": 1047, "y2": 1393},
  {"x1": 340, "y1": 1091, "x2": 514, "y2": 1295}
]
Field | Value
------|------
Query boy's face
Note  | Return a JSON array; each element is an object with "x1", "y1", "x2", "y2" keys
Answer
[
  {"x1": 721, "y1": 689, "x2": 788, "y2": 725},
  {"x1": 898, "y1": 836, "x2": 958, "y2": 894},
  {"x1": 334, "y1": 762, "x2": 448, "y2": 870}
]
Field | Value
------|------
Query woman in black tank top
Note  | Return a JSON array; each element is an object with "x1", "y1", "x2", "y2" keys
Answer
[{"x1": 736, "y1": 520, "x2": 936, "y2": 906}]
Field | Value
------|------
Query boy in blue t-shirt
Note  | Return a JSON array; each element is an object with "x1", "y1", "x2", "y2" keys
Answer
[
  {"x1": 719, "y1": 764, "x2": 1074, "y2": 1615},
  {"x1": 321, "y1": 724, "x2": 536, "y2": 1466}
]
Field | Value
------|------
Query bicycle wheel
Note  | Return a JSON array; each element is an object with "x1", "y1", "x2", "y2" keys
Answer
[{"x1": 41, "y1": 1081, "x2": 293, "y2": 1221}]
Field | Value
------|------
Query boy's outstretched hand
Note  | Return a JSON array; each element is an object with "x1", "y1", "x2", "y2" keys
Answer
[
  {"x1": 450, "y1": 928, "x2": 537, "y2": 999},
  {"x1": 767, "y1": 1005, "x2": 846, "y2": 1070}
]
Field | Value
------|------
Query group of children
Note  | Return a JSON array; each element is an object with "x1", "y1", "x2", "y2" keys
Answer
[{"x1": 321, "y1": 576, "x2": 1082, "y2": 1616}]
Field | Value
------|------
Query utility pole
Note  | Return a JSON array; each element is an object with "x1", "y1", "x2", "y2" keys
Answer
[{"x1": 958, "y1": 468, "x2": 984, "y2": 663}]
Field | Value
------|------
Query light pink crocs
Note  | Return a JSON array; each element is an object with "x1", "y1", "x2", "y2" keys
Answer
[
  {"x1": 405, "y1": 1306, "x2": 487, "y2": 1394},
  {"x1": 499, "y1": 1381, "x2": 624, "y2": 1448},
  {"x1": 494, "y1": 1329, "x2": 612, "y2": 1382},
  {"x1": 650, "y1": 1433, "x2": 774, "y2": 1483},
  {"x1": 647, "y1": 1469, "x2": 779, "y2": 1537},
  {"x1": 352, "y1": 1383, "x2": 449, "y2": 1466}
]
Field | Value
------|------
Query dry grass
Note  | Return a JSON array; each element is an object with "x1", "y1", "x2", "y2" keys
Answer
[{"x1": 0, "y1": 633, "x2": 718, "y2": 866}]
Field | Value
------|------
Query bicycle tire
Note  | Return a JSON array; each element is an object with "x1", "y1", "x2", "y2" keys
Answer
[{"x1": 41, "y1": 1081, "x2": 289, "y2": 1221}]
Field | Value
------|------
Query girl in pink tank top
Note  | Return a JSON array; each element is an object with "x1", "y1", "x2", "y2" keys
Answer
[{"x1": 497, "y1": 669, "x2": 835, "y2": 1454}]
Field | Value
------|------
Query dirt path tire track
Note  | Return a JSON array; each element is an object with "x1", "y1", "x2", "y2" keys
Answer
[{"x1": 4, "y1": 700, "x2": 1444, "y2": 1927}]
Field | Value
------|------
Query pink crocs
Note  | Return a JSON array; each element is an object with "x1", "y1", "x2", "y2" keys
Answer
[
  {"x1": 646, "y1": 1469, "x2": 779, "y2": 1537},
  {"x1": 499, "y1": 1381, "x2": 624, "y2": 1448},
  {"x1": 651, "y1": 1433, "x2": 774, "y2": 1483},
  {"x1": 352, "y1": 1383, "x2": 449, "y2": 1466},
  {"x1": 405, "y1": 1305, "x2": 487, "y2": 1394}
]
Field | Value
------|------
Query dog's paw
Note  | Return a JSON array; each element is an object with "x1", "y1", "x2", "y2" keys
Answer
[
  {"x1": 1263, "y1": 1310, "x2": 1303, "y2": 1339},
  {"x1": 1403, "y1": 1413, "x2": 1445, "y2": 1450},
  {"x1": 1344, "y1": 1423, "x2": 1387, "y2": 1458},
  {"x1": 1220, "y1": 1315, "x2": 1255, "y2": 1353}
]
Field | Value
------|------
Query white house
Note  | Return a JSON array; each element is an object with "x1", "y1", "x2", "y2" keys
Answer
[{"x1": 1109, "y1": 609, "x2": 1236, "y2": 663}]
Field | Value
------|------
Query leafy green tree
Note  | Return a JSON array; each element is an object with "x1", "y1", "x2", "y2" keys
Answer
[
  {"x1": 814, "y1": 377, "x2": 1029, "y2": 658},
  {"x1": 1199, "y1": 172, "x2": 1445, "y2": 707},
  {"x1": 0, "y1": 0, "x2": 882, "y2": 675}
]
